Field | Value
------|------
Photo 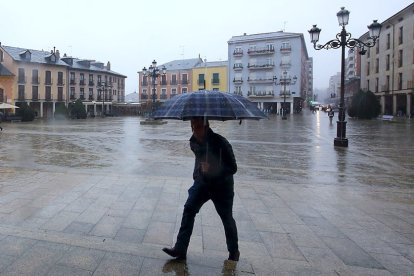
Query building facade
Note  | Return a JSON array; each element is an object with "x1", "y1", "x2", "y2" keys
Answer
[
  {"x1": 138, "y1": 58, "x2": 203, "y2": 103},
  {"x1": 360, "y1": 3, "x2": 414, "y2": 116},
  {"x1": 0, "y1": 44, "x2": 126, "y2": 118},
  {"x1": 192, "y1": 60, "x2": 228, "y2": 91},
  {"x1": 228, "y1": 31, "x2": 312, "y2": 114}
]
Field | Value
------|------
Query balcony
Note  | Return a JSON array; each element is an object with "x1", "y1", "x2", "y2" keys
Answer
[
  {"x1": 247, "y1": 77, "x2": 274, "y2": 84},
  {"x1": 141, "y1": 94, "x2": 148, "y2": 100},
  {"x1": 233, "y1": 64, "x2": 243, "y2": 71},
  {"x1": 89, "y1": 95, "x2": 94, "y2": 101},
  {"x1": 280, "y1": 46, "x2": 292, "y2": 53},
  {"x1": 32, "y1": 93, "x2": 39, "y2": 101},
  {"x1": 170, "y1": 80, "x2": 177, "y2": 85},
  {"x1": 280, "y1": 62, "x2": 291, "y2": 69},
  {"x1": 57, "y1": 93, "x2": 64, "y2": 101},
  {"x1": 233, "y1": 49, "x2": 243, "y2": 56},
  {"x1": 247, "y1": 63, "x2": 274, "y2": 70},
  {"x1": 198, "y1": 80, "x2": 205, "y2": 85},
  {"x1": 247, "y1": 47, "x2": 275, "y2": 55},
  {"x1": 181, "y1": 80, "x2": 189, "y2": 85},
  {"x1": 45, "y1": 79, "x2": 53, "y2": 85},
  {"x1": 45, "y1": 92, "x2": 52, "y2": 101},
  {"x1": 279, "y1": 91, "x2": 291, "y2": 97},
  {"x1": 18, "y1": 77, "x2": 26, "y2": 84},
  {"x1": 247, "y1": 91, "x2": 274, "y2": 97},
  {"x1": 80, "y1": 95, "x2": 85, "y2": 100},
  {"x1": 160, "y1": 94, "x2": 168, "y2": 100},
  {"x1": 70, "y1": 79, "x2": 76, "y2": 85},
  {"x1": 79, "y1": 80, "x2": 86, "y2": 86},
  {"x1": 233, "y1": 91, "x2": 243, "y2": 96},
  {"x1": 57, "y1": 79, "x2": 65, "y2": 86},
  {"x1": 70, "y1": 94, "x2": 76, "y2": 100},
  {"x1": 32, "y1": 77, "x2": 40, "y2": 84},
  {"x1": 142, "y1": 81, "x2": 148, "y2": 86},
  {"x1": 161, "y1": 80, "x2": 167, "y2": 86},
  {"x1": 212, "y1": 79, "x2": 220, "y2": 85},
  {"x1": 89, "y1": 80, "x2": 95, "y2": 86},
  {"x1": 233, "y1": 78, "x2": 243, "y2": 84}
]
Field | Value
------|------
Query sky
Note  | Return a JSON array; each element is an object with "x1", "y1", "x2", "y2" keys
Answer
[{"x1": 1, "y1": 0, "x2": 412, "y2": 95}]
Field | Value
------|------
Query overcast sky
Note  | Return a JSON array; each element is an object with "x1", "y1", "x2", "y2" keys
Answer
[{"x1": 1, "y1": 0, "x2": 412, "y2": 94}]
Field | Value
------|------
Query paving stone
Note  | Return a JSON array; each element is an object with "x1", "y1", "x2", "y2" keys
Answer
[
  {"x1": 63, "y1": 221, "x2": 94, "y2": 235},
  {"x1": 57, "y1": 246, "x2": 106, "y2": 271},
  {"x1": 259, "y1": 232, "x2": 306, "y2": 261},
  {"x1": 321, "y1": 237, "x2": 385, "y2": 269},
  {"x1": 0, "y1": 236, "x2": 37, "y2": 257}
]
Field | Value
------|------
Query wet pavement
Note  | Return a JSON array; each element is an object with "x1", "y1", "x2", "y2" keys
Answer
[{"x1": 0, "y1": 110, "x2": 413, "y2": 275}]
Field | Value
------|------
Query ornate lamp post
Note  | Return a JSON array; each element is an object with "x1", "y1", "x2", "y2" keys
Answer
[
  {"x1": 309, "y1": 7, "x2": 381, "y2": 147},
  {"x1": 274, "y1": 71, "x2": 297, "y2": 120},
  {"x1": 97, "y1": 81, "x2": 112, "y2": 117},
  {"x1": 142, "y1": 60, "x2": 166, "y2": 118}
]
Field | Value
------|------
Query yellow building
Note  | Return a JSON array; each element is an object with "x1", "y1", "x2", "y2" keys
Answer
[{"x1": 192, "y1": 61, "x2": 228, "y2": 92}]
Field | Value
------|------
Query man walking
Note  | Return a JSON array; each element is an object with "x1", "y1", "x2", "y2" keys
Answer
[{"x1": 163, "y1": 117, "x2": 240, "y2": 261}]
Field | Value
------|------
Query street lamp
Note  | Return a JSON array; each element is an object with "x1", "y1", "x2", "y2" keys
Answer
[
  {"x1": 142, "y1": 60, "x2": 166, "y2": 118},
  {"x1": 273, "y1": 71, "x2": 297, "y2": 120},
  {"x1": 309, "y1": 7, "x2": 381, "y2": 147},
  {"x1": 97, "y1": 81, "x2": 112, "y2": 117}
]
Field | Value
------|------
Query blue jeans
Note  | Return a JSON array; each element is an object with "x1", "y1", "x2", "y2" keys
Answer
[{"x1": 174, "y1": 180, "x2": 238, "y2": 254}]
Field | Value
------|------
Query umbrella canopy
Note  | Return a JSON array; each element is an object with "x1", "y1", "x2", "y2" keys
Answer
[
  {"x1": 0, "y1": 103, "x2": 19, "y2": 109},
  {"x1": 153, "y1": 90, "x2": 267, "y2": 121}
]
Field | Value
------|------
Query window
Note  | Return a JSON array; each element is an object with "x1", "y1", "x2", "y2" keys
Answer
[
  {"x1": 266, "y1": 43, "x2": 274, "y2": 51},
  {"x1": 80, "y1": 73, "x2": 85, "y2": 85},
  {"x1": 398, "y1": 73, "x2": 403, "y2": 90},
  {"x1": 398, "y1": 26, "x2": 403, "y2": 45},
  {"x1": 375, "y1": 78, "x2": 379, "y2": 92},
  {"x1": 386, "y1": 33, "x2": 390, "y2": 49},
  {"x1": 212, "y1": 73, "x2": 219, "y2": 85},
  {"x1": 18, "y1": 85, "x2": 25, "y2": 100},
  {"x1": 80, "y1": 88, "x2": 85, "y2": 99},
  {"x1": 58, "y1": 87, "x2": 63, "y2": 101},
  {"x1": 386, "y1": 75, "x2": 390, "y2": 91},
  {"x1": 18, "y1": 68, "x2": 25, "y2": 83},
  {"x1": 45, "y1": 71, "x2": 52, "y2": 85},
  {"x1": 181, "y1": 74, "x2": 188, "y2": 84},
  {"x1": 398, "y1": 50, "x2": 403, "y2": 67},
  {"x1": 367, "y1": 62, "x2": 370, "y2": 75},
  {"x1": 171, "y1": 74, "x2": 177, "y2": 85},
  {"x1": 70, "y1": 72, "x2": 76, "y2": 84},
  {"x1": 198, "y1": 74, "x2": 205, "y2": 86},
  {"x1": 58, "y1": 72, "x2": 64, "y2": 86},
  {"x1": 70, "y1": 87, "x2": 75, "y2": 99},
  {"x1": 89, "y1": 74, "x2": 94, "y2": 84},
  {"x1": 375, "y1": 58, "x2": 379, "y2": 73},
  {"x1": 182, "y1": 87, "x2": 187, "y2": 93},
  {"x1": 386, "y1": 54, "x2": 390, "y2": 71},
  {"x1": 171, "y1": 88, "x2": 177, "y2": 95},
  {"x1": 97, "y1": 75, "x2": 102, "y2": 84},
  {"x1": 32, "y1": 86, "x2": 38, "y2": 100},
  {"x1": 367, "y1": 80, "x2": 370, "y2": 91},
  {"x1": 161, "y1": 75, "x2": 167, "y2": 85},
  {"x1": 0, "y1": 50, "x2": 3, "y2": 62},
  {"x1": 32, "y1": 69, "x2": 39, "y2": 84},
  {"x1": 0, "y1": 88, "x2": 3, "y2": 102},
  {"x1": 45, "y1": 86, "x2": 51, "y2": 100}
]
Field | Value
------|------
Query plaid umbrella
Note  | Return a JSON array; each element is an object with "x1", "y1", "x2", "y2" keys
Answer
[{"x1": 153, "y1": 90, "x2": 267, "y2": 121}]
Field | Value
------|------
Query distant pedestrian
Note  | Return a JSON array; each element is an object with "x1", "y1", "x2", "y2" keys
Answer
[{"x1": 162, "y1": 117, "x2": 240, "y2": 261}]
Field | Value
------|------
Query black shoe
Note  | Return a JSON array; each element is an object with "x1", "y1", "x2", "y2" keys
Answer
[
  {"x1": 228, "y1": 250, "x2": 240, "y2": 261},
  {"x1": 162, "y1": 247, "x2": 186, "y2": 260}
]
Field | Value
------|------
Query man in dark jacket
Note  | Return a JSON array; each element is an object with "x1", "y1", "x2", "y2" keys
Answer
[{"x1": 163, "y1": 117, "x2": 240, "y2": 261}]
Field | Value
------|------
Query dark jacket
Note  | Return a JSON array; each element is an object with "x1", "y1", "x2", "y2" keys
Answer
[{"x1": 190, "y1": 128, "x2": 237, "y2": 185}]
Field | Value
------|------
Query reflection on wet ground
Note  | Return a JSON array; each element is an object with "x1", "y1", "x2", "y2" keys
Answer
[
  {"x1": 1, "y1": 110, "x2": 413, "y2": 187},
  {"x1": 1, "y1": 110, "x2": 414, "y2": 275}
]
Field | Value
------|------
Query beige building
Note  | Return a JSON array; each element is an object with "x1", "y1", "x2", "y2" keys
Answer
[
  {"x1": 0, "y1": 44, "x2": 126, "y2": 118},
  {"x1": 360, "y1": 3, "x2": 414, "y2": 116}
]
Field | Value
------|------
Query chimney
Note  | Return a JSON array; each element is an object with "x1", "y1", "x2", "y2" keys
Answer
[
  {"x1": 56, "y1": 50, "x2": 60, "y2": 59},
  {"x1": 106, "y1": 61, "x2": 111, "y2": 70}
]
